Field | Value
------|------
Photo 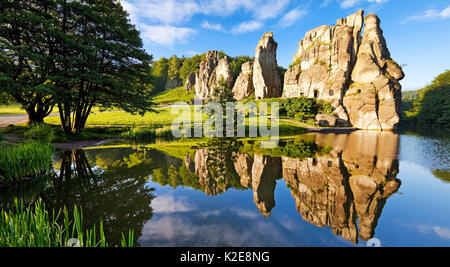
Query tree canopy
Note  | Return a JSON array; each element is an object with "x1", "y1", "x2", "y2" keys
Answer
[{"x1": 0, "y1": 0, "x2": 154, "y2": 134}]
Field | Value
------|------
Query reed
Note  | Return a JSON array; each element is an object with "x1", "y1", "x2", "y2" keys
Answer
[
  {"x1": 0, "y1": 199, "x2": 134, "y2": 247},
  {"x1": 0, "y1": 142, "x2": 53, "y2": 185}
]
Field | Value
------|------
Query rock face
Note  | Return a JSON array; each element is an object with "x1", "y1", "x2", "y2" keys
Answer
[
  {"x1": 184, "y1": 72, "x2": 196, "y2": 91},
  {"x1": 165, "y1": 78, "x2": 182, "y2": 91},
  {"x1": 315, "y1": 114, "x2": 337, "y2": 127},
  {"x1": 283, "y1": 10, "x2": 404, "y2": 130},
  {"x1": 253, "y1": 32, "x2": 282, "y2": 99},
  {"x1": 232, "y1": 61, "x2": 254, "y2": 100},
  {"x1": 193, "y1": 51, "x2": 234, "y2": 100}
]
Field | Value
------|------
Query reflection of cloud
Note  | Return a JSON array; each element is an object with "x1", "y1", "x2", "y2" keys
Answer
[
  {"x1": 406, "y1": 223, "x2": 450, "y2": 240},
  {"x1": 152, "y1": 194, "x2": 196, "y2": 213},
  {"x1": 139, "y1": 207, "x2": 289, "y2": 246}
]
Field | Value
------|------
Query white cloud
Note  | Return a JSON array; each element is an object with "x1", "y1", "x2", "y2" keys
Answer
[
  {"x1": 122, "y1": 0, "x2": 200, "y2": 24},
  {"x1": 340, "y1": 0, "x2": 361, "y2": 9},
  {"x1": 278, "y1": 7, "x2": 308, "y2": 28},
  {"x1": 232, "y1": 20, "x2": 264, "y2": 34},
  {"x1": 152, "y1": 194, "x2": 196, "y2": 213},
  {"x1": 340, "y1": 0, "x2": 389, "y2": 9},
  {"x1": 254, "y1": 0, "x2": 291, "y2": 21},
  {"x1": 121, "y1": 0, "x2": 293, "y2": 45},
  {"x1": 201, "y1": 21, "x2": 225, "y2": 31},
  {"x1": 403, "y1": 5, "x2": 450, "y2": 23},
  {"x1": 139, "y1": 25, "x2": 197, "y2": 46}
]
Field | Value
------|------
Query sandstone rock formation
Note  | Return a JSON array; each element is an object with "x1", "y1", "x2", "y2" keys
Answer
[
  {"x1": 193, "y1": 51, "x2": 234, "y2": 100},
  {"x1": 165, "y1": 78, "x2": 182, "y2": 91},
  {"x1": 184, "y1": 72, "x2": 196, "y2": 91},
  {"x1": 283, "y1": 10, "x2": 404, "y2": 130},
  {"x1": 315, "y1": 114, "x2": 337, "y2": 127},
  {"x1": 253, "y1": 32, "x2": 282, "y2": 99},
  {"x1": 232, "y1": 61, "x2": 254, "y2": 101}
]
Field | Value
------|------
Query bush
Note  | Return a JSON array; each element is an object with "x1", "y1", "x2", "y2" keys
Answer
[
  {"x1": 24, "y1": 123, "x2": 56, "y2": 143},
  {"x1": 0, "y1": 142, "x2": 54, "y2": 185},
  {"x1": 280, "y1": 97, "x2": 318, "y2": 118},
  {"x1": 318, "y1": 101, "x2": 334, "y2": 115},
  {"x1": 0, "y1": 131, "x2": 4, "y2": 142},
  {"x1": 0, "y1": 199, "x2": 134, "y2": 247}
]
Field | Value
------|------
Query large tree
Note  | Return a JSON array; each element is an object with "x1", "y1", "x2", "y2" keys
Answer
[
  {"x1": 0, "y1": 0, "x2": 59, "y2": 123},
  {"x1": 0, "y1": 0, "x2": 154, "y2": 133},
  {"x1": 53, "y1": 0, "x2": 154, "y2": 134}
]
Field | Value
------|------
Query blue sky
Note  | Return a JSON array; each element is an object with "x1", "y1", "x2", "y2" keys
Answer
[{"x1": 122, "y1": 0, "x2": 450, "y2": 91}]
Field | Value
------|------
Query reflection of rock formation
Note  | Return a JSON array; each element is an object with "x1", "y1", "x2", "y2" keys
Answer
[
  {"x1": 183, "y1": 132, "x2": 400, "y2": 244},
  {"x1": 283, "y1": 131, "x2": 400, "y2": 244},
  {"x1": 194, "y1": 148, "x2": 225, "y2": 196},
  {"x1": 251, "y1": 154, "x2": 281, "y2": 217},
  {"x1": 232, "y1": 152, "x2": 254, "y2": 188}
]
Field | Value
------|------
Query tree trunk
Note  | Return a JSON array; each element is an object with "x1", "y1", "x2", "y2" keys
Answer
[{"x1": 26, "y1": 108, "x2": 45, "y2": 124}]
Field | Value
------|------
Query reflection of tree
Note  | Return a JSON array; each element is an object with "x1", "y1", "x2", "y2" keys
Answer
[
  {"x1": 195, "y1": 138, "x2": 245, "y2": 195},
  {"x1": 41, "y1": 150, "x2": 155, "y2": 247}
]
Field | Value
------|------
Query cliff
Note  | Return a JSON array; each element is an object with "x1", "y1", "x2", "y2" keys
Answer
[{"x1": 283, "y1": 10, "x2": 404, "y2": 130}]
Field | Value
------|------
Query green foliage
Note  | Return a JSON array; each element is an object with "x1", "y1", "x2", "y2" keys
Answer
[
  {"x1": 403, "y1": 70, "x2": 450, "y2": 130},
  {"x1": 122, "y1": 126, "x2": 173, "y2": 140},
  {"x1": 179, "y1": 54, "x2": 203, "y2": 81},
  {"x1": 24, "y1": 123, "x2": 56, "y2": 143},
  {"x1": 0, "y1": 0, "x2": 58, "y2": 123},
  {"x1": 318, "y1": 101, "x2": 334, "y2": 115},
  {"x1": 279, "y1": 97, "x2": 319, "y2": 118},
  {"x1": 241, "y1": 138, "x2": 325, "y2": 160},
  {"x1": 0, "y1": 131, "x2": 3, "y2": 142},
  {"x1": 229, "y1": 56, "x2": 251, "y2": 80},
  {"x1": 0, "y1": 199, "x2": 133, "y2": 247},
  {"x1": 0, "y1": 92, "x2": 15, "y2": 105},
  {"x1": 168, "y1": 55, "x2": 184, "y2": 80},
  {"x1": 151, "y1": 57, "x2": 169, "y2": 91},
  {"x1": 1, "y1": 0, "x2": 155, "y2": 133},
  {"x1": 0, "y1": 142, "x2": 53, "y2": 184}
]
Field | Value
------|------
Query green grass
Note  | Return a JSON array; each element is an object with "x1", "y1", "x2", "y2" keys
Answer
[
  {"x1": 0, "y1": 199, "x2": 133, "y2": 247},
  {"x1": 44, "y1": 107, "x2": 205, "y2": 127},
  {"x1": 151, "y1": 86, "x2": 194, "y2": 104},
  {"x1": 0, "y1": 105, "x2": 27, "y2": 115},
  {"x1": 0, "y1": 142, "x2": 54, "y2": 185}
]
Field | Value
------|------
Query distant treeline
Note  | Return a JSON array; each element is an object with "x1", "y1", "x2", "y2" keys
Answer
[
  {"x1": 401, "y1": 70, "x2": 450, "y2": 130},
  {"x1": 150, "y1": 52, "x2": 252, "y2": 93}
]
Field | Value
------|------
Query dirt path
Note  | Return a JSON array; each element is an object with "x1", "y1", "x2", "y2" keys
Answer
[{"x1": 0, "y1": 114, "x2": 28, "y2": 127}]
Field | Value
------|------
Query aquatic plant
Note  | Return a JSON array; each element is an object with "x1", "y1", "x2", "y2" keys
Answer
[
  {"x1": 0, "y1": 199, "x2": 134, "y2": 247},
  {"x1": 0, "y1": 142, "x2": 53, "y2": 185}
]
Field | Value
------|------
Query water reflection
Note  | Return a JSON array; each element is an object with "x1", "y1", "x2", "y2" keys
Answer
[
  {"x1": 173, "y1": 132, "x2": 400, "y2": 244},
  {"x1": 282, "y1": 132, "x2": 401, "y2": 243},
  {"x1": 1, "y1": 131, "x2": 411, "y2": 246},
  {"x1": 42, "y1": 150, "x2": 155, "y2": 246}
]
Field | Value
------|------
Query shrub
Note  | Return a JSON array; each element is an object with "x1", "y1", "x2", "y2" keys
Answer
[
  {"x1": 0, "y1": 142, "x2": 53, "y2": 185},
  {"x1": 318, "y1": 101, "x2": 334, "y2": 115},
  {"x1": 0, "y1": 199, "x2": 134, "y2": 247},
  {"x1": 280, "y1": 97, "x2": 318, "y2": 118},
  {"x1": 0, "y1": 131, "x2": 4, "y2": 142},
  {"x1": 24, "y1": 123, "x2": 56, "y2": 143}
]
